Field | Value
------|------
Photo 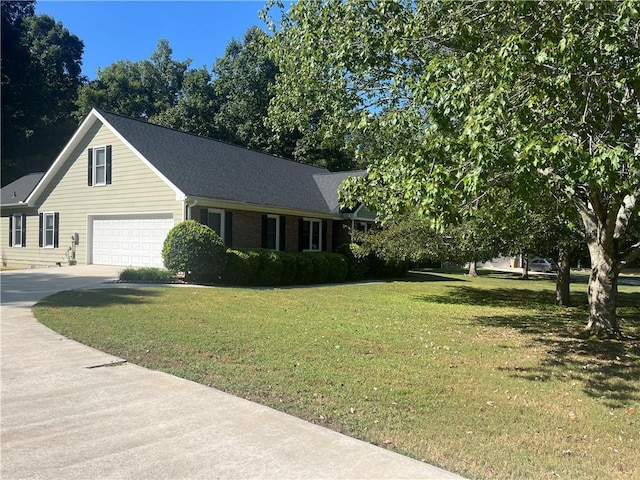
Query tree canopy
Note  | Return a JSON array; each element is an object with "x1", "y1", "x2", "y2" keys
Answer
[
  {"x1": 266, "y1": 0, "x2": 640, "y2": 335},
  {"x1": 1, "y1": 0, "x2": 84, "y2": 185}
]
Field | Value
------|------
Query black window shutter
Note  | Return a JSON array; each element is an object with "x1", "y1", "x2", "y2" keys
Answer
[
  {"x1": 261, "y1": 215, "x2": 268, "y2": 248},
  {"x1": 199, "y1": 208, "x2": 208, "y2": 225},
  {"x1": 8, "y1": 216, "x2": 13, "y2": 247},
  {"x1": 21, "y1": 214, "x2": 26, "y2": 246},
  {"x1": 106, "y1": 145, "x2": 112, "y2": 184},
  {"x1": 224, "y1": 212, "x2": 232, "y2": 247},
  {"x1": 88, "y1": 149, "x2": 93, "y2": 186},
  {"x1": 322, "y1": 220, "x2": 328, "y2": 251},
  {"x1": 298, "y1": 218, "x2": 305, "y2": 251},
  {"x1": 53, "y1": 213, "x2": 60, "y2": 248},
  {"x1": 38, "y1": 213, "x2": 43, "y2": 247},
  {"x1": 279, "y1": 216, "x2": 286, "y2": 251}
]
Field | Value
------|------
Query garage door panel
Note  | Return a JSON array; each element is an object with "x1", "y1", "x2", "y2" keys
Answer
[{"x1": 91, "y1": 215, "x2": 173, "y2": 267}]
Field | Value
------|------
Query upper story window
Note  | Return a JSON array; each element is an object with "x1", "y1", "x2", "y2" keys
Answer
[{"x1": 88, "y1": 145, "x2": 112, "y2": 186}]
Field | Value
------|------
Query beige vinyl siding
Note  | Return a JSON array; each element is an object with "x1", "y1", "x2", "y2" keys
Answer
[
  {"x1": 0, "y1": 210, "x2": 42, "y2": 267},
  {"x1": 24, "y1": 121, "x2": 183, "y2": 266}
]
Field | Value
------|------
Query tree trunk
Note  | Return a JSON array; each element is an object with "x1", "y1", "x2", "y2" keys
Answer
[
  {"x1": 468, "y1": 260, "x2": 478, "y2": 277},
  {"x1": 555, "y1": 248, "x2": 571, "y2": 306},
  {"x1": 585, "y1": 243, "x2": 620, "y2": 336},
  {"x1": 575, "y1": 193, "x2": 636, "y2": 337},
  {"x1": 521, "y1": 254, "x2": 529, "y2": 279}
]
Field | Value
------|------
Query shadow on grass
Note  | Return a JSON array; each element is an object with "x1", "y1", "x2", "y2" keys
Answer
[
  {"x1": 35, "y1": 288, "x2": 162, "y2": 309},
  {"x1": 417, "y1": 284, "x2": 640, "y2": 408}
]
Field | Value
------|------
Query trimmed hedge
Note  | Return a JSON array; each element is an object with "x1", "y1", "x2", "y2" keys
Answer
[
  {"x1": 221, "y1": 249, "x2": 348, "y2": 286},
  {"x1": 119, "y1": 267, "x2": 175, "y2": 283}
]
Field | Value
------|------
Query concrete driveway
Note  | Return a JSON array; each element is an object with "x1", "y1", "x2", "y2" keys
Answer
[{"x1": 1, "y1": 265, "x2": 464, "y2": 479}]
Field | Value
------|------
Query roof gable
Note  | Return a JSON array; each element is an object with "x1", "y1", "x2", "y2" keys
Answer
[
  {"x1": 95, "y1": 110, "x2": 338, "y2": 214},
  {"x1": 21, "y1": 108, "x2": 363, "y2": 216}
]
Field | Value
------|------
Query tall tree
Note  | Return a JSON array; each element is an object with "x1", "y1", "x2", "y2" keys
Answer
[
  {"x1": 1, "y1": 1, "x2": 84, "y2": 185},
  {"x1": 267, "y1": 0, "x2": 639, "y2": 336},
  {"x1": 75, "y1": 39, "x2": 190, "y2": 120}
]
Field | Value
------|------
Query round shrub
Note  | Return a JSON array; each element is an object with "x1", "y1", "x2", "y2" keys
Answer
[
  {"x1": 222, "y1": 249, "x2": 261, "y2": 285},
  {"x1": 162, "y1": 220, "x2": 226, "y2": 281}
]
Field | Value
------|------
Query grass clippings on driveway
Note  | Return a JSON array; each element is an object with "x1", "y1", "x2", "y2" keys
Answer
[{"x1": 34, "y1": 272, "x2": 640, "y2": 479}]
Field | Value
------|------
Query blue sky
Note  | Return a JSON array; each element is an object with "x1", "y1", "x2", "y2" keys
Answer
[{"x1": 36, "y1": 1, "x2": 276, "y2": 80}]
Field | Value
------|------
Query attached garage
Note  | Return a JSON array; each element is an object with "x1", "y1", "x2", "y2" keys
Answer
[{"x1": 89, "y1": 214, "x2": 174, "y2": 267}]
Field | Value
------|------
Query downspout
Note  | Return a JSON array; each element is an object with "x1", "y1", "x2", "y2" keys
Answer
[{"x1": 185, "y1": 199, "x2": 199, "y2": 221}]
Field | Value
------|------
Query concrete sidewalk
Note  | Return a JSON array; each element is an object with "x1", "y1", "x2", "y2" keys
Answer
[{"x1": 1, "y1": 266, "x2": 464, "y2": 479}]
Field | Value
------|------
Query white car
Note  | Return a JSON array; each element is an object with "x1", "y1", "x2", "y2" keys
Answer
[{"x1": 530, "y1": 258, "x2": 558, "y2": 272}]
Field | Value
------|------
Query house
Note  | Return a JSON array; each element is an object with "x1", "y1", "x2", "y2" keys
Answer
[{"x1": 1, "y1": 109, "x2": 375, "y2": 268}]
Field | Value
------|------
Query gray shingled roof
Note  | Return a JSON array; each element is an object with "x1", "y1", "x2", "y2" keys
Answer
[
  {"x1": 0, "y1": 172, "x2": 44, "y2": 206},
  {"x1": 99, "y1": 110, "x2": 354, "y2": 215}
]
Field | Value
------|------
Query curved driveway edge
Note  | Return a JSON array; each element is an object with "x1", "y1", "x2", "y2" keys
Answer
[{"x1": 1, "y1": 266, "x2": 465, "y2": 479}]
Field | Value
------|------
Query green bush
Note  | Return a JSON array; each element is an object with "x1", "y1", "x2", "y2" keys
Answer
[
  {"x1": 327, "y1": 254, "x2": 349, "y2": 283},
  {"x1": 255, "y1": 249, "x2": 283, "y2": 286},
  {"x1": 278, "y1": 252, "x2": 298, "y2": 285},
  {"x1": 293, "y1": 254, "x2": 314, "y2": 285},
  {"x1": 222, "y1": 249, "x2": 261, "y2": 285},
  {"x1": 336, "y1": 243, "x2": 369, "y2": 280},
  {"x1": 162, "y1": 220, "x2": 227, "y2": 282},
  {"x1": 310, "y1": 253, "x2": 331, "y2": 284},
  {"x1": 368, "y1": 255, "x2": 409, "y2": 278},
  {"x1": 221, "y1": 250, "x2": 349, "y2": 287},
  {"x1": 119, "y1": 267, "x2": 174, "y2": 283}
]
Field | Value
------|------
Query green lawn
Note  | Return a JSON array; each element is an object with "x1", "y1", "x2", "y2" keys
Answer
[{"x1": 34, "y1": 272, "x2": 640, "y2": 479}]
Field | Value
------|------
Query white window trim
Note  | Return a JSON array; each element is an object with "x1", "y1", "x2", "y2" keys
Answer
[
  {"x1": 12, "y1": 214, "x2": 23, "y2": 247},
  {"x1": 42, "y1": 212, "x2": 56, "y2": 248},
  {"x1": 266, "y1": 214, "x2": 280, "y2": 251},
  {"x1": 302, "y1": 218, "x2": 322, "y2": 252},
  {"x1": 92, "y1": 145, "x2": 107, "y2": 187},
  {"x1": 207, "y1": 208, "x2": 225, "y2": 240}
]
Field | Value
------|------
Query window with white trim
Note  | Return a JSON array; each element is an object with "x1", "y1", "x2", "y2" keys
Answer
[
  {"x1": 88, "y1": 145, "x2": 112, "y2": 186},
  {"x1": 207, "y1": 209, "x2": 225, "y2": 240},
  {"x1": 302, "y1": 218, "x2": 322, "y2": 251},
  {"x1": 93, "y1": 147, "x2": 107, "y2": 185},
  {"x1": 40, "y1": 212, "x2": 59, "y2": 248},
  {"x1": 265, "y1": 215, "x2": 280, "y2": 250},
  {"x1": 11, "y1": 214, "x2": 24, "y2": 247}
]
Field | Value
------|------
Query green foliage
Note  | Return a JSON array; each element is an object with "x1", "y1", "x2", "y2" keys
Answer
[
  {"x1": 336, "y1": 243, "x2": 368, "y2": 280},
  {"x1": 278, "y1": 252, "x2": 299, "y2": 285},
  {"x1": 162, "y1": 220, "x2": 227, "y2": 281},
  {"x1": 336, "y1": 243, "x2": 407, "y2": 280},
  {"x1": 222, "y1": 249, "x2": 261, "y2": 286},
  {"x1": 255, "y1": 249, "x2": 284, "y2": 286},
  {"x1": 292, "y1": 253, "x2": 314, "y2": 285},
  {"x1": 267, "y1": 0, "x2": 640, "y2": 332},
  {"x1": 221, "y1": 249, "x2": 347, "y2": 286},
  {"x1": 76, "y1": 39, "x2": 191, "y2": 120},
  {"x1": 1, "y1": 5, "x2": 84, "y2": 185},
  {"x1": 119, "y1": 267, "x2": 175, "y2": 283}
]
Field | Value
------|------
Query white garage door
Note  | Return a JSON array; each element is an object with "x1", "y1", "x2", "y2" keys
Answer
[{"x1": 91, "y1": 215, "x2": 174, "y2": 267}]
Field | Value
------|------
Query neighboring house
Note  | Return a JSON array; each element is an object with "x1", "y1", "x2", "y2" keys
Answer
[{"x1": 1, "y1": 109, "x2": 374, "y2": 268}]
